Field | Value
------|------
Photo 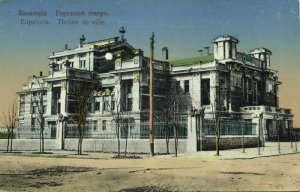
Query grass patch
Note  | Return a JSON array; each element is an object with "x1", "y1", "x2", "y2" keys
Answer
[
  {"x1": 171, "y1": 54, "x2": 214, "y2": 66},
  {"x1": 0, "y1": 132, "x2": 15, "y2": 139}
]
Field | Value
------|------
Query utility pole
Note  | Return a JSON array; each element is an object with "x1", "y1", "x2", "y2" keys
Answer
[{"x1": 149, "y1": 32, "x2": 155, "y2": 156}]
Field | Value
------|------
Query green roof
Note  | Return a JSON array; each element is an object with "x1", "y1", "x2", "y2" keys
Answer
[{"x1": 170, "y1": 54, "x2": 214, "y2": 67}]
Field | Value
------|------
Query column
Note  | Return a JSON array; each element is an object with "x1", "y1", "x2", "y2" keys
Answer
[
  {"x1": 132, "y1": 71, "x2": 140, "y2": 111},
  {"x1": 60, "y1": 81, "x2": 67, "y2": 115},
  {"x1": 46, "y1": 83, "x2": 52, "y2": 115},
  {"x1": 225, "y1": 41, "x2": 230, "y2": 59},
  {"x1": 186, "y1": 115, "x2": 197, "y2": 152}
]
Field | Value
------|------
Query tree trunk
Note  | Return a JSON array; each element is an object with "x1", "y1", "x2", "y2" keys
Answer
[
  {"x1": 39, "y1": 129, "x2": 42, "y2": 153},
  {"x1": 242, "y1": 125, "x2": 245, "y2": 153},
  {"x1": 10, "y1": 128, "x2": 14, "y2": 152},
  {"x1": 165, "y1": 123, "x2": 169, "y2": 154},
  {"x1": 41, "y1": 126, "x2": 44, "y2": 153},
  {"x1": 78, "y1": 136, "x2": 80, "y2": 155},
  {"x1": 174, "y1": 124, "x2": 178, "y2": 157},
  {"x1": 125, "y1": 136, "x2": 128, "y2": 156},
  {"x1": 124, "y1": 122, "x2": 128, "y2": 156},
  {"x1": 78, "y1": 127, "x2": 83, "y2": 155},
  {"x1": 216, "y1": 115, "x2": 220, "y2": 156},
  {"x1": 6, "y1": 128, "x2": 10, "y2": 153},
  {"x1": 78, "y1": 135, "x2": 83, "y2": 155},
  {"x1": 117, "y1": 123, "x2": 120, "y2": 156}
]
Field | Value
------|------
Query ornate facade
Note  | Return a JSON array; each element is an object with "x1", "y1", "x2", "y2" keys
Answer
[{"x1": 17, "y1": 34, "x2": 293, "y2": 152}]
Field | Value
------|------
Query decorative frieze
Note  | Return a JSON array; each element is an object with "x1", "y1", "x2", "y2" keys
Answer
[
  {"x1": 114, "y1": 74, "x2": 121, "y2": 85},
  {"x1": 133, "y1": 71, "x2": 140, "y2": 83}
]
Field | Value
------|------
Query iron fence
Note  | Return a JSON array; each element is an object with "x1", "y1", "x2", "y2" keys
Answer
[
  {"x1": 203, "y1": 119, "x2": 256, "y2": 136},
  {"x1": 64, "y1": 121, "x2": 188, "y2": 139},
  {"x1": 0, "y1": 126, "x2": 57, "y2": 139}
]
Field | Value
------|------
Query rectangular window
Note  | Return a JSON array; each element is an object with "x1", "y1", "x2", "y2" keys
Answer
[
  {"x1": 111, "y1": 99, "x2": 115, "y2": 111},
  {"x1": 31, "y1": 118, "x2": 36, "y2": 131},
  {"x1": 80, "y1": 60, "x2": 86, "y2": 68},
  {"x1": 32, "y1": 106, "x2": 38, "y2": 114},
  {"x1": 127, "y1": 98, "x2": 132, "y2": 111},
  {"x1": 19, "y1": 103, "x2": 25, "y2": 116},
  {"x1": 102, "y1": 120, "x2": 106, "y2": 131},
  {"x1": 80, "y1": 53, "x2": 86, "y2": 58},
  {"x1": 93, "y1": 121, "x2": 98, "y2": 131},
  {"x1": 184, "y1": 80, "x2": 189, "y2": 93},
  {"x1": 48, "y1": 121, "x2": 57, "y2": 138},
  {"x1": 95, "y1": 102, "x2": 100, "y2": 111},
  {"x1": 201, "y1": 79, "x2": 210, "y2": 105},
  {"x1": 103, "y1": 97, "x2": 110, "y2": 112}
]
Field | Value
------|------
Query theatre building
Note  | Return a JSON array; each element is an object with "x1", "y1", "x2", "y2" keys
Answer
[{"x1": 15, "y1": 33, "x2": 293, "y2": 153}]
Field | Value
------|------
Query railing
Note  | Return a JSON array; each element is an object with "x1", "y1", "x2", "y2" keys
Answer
[
  {"x1": 65, "y1": 122, "x2": 188, "y2": 139},
  {"x1": 0, "y1": 126, "x2": 57, "y2": 139},
  {"x1": 240, "y1": 106, "x2": 292, "y2": 114},
  {"x1": 50, "y1": 67, "x2": 94, "y2": 79},
  {"x1": 236, "y1": 52, "x2": 263, "y2": 68},
  {"x1": 203, "y1": 119, "x2": 256, "y2": 136}
]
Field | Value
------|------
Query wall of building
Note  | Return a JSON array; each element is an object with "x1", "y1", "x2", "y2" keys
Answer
[
  {"x1": 0, "y1": 139, "x2": 60, "y2": 151},
  {"x1": 0, "y1": 138, "x2": 187, "y2": 154},
  {"x1": 202, "y1": 136, "x2": 258, "y2": 150},
  {"x1": 0, "y1": 137, "x2": 258, "y2": 152}
]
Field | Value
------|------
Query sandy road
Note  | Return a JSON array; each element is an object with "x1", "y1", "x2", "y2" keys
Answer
[{"x1": 0, "y1": 143, "x2": 299, "y2": 191}]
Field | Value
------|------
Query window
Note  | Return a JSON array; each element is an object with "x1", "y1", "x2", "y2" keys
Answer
[
  {"x1": 184, "y1": 80, "x2": 189, "y2": 93},
  {"x1": 102, "y1": 120, "x2": 106, "y2": 131},
  {"x1": 103, "y1": 97, "x2": 110, "y2": 112},
  {"x1": 80, "y1": 60, "x2": 86, "y2": 68},
  {"x1": 111, "y1": 98, "x2": 115, "y2": 111},
  {"x1": 48, "y1": 121, "x2": 57, "y2": 138},
  {"x1": 31, "y1": 118, "x2": 36, "y2": 131},
  {"x1": 127, "y1": 98, "x2": 132, "y2": 111},
  {"x1": 93, "y1": 121, "x2": 98, "y2": 131},
  {"x1": 79, "y1": 53, "x2": 86, "y2": 58},
  {"x1": 201, "y1": 79, "x2": 210, "y2": 105},
  {"x1": 43, "y1": 105, "x2": 47, "y2": 114},
  {"x1": 32, "y1": 106, "x2": 38, "y2": 114},
  {"x1": 19, "y1": 103, "x2": 25, "y2": 116},
  {"x1": 95, "y1": 102, "x2": 100, "y2": 111}
]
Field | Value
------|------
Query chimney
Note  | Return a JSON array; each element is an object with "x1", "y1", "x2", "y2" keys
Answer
[
  {"x1": 162, "y1": 47, "x2": 168, "y2": 60},
  {"x1": 40, "y1": 71, "x2": 43, "y2": 77},
  {"x1": 204, "y1": 47, "x2": 210, "y2": 55},
  {"x1": 65, "y1": 44, "x2": 68, "y2": 50}
]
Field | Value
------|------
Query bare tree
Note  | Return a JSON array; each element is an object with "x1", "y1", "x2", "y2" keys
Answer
[
  {"x1": 1, "y1": 101, "x2": 18, "y2": 153},
  {"x1": 154, "y1": 96, "x2": 173, "y2": 154},
  {"x1": 211, "y1": 102, "x2": 220, "y2": 156},
  {"x1": 111, "y1": 91, "x2": 129, "y2": 156},
  {"x1": 25, "y1": 76, "x2": 47, "y2": 153},
  {"x1": 34, "y1": 87, "x2": 46, "y2": 153},
  {"x1": 72, "y1": 81, "x2": 94, "y2": 155},
  {"x1": 169, "y1": 81, "x2": 191, "y2": 157},
  {"x1": 122, "y1": 114, "x2": 133, "y2": 156},
  {"x1": 274, "y1": 116, "x2": 281, "y2": 154}
]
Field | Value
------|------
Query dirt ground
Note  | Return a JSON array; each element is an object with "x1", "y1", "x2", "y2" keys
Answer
[{"x1": 0, "y1": 144, "x2": 299, "y2": 191}]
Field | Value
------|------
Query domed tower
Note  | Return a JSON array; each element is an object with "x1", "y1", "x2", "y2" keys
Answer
[
  {"x1": 212, "y1": 35, "x2": 239, "y2": 60},
  {"x1": 250, "y1": 48, "x2": 272, "y2": 69}
]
